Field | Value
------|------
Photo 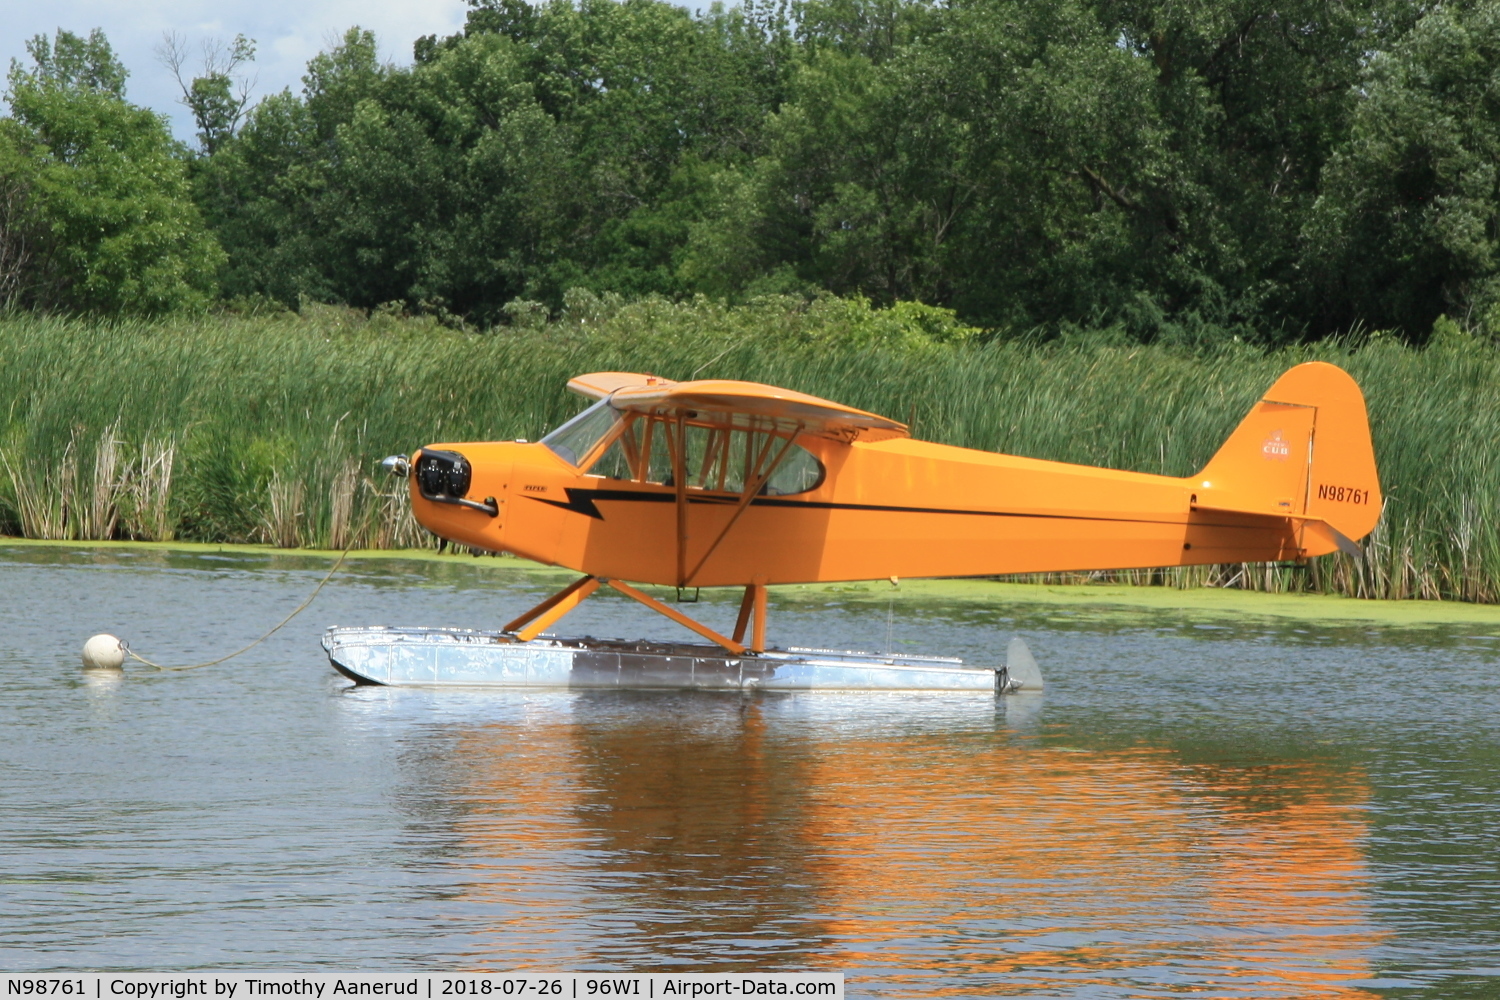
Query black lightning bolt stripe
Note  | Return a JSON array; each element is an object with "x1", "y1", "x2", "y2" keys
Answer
[
  {"x1": 527, "y1": 488, "x2": 727, "y2": 519},
  {"x1": 523, "y1": 487, "x2": 1283, "y2": 531}
]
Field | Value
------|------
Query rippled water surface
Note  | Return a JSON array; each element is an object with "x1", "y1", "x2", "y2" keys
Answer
[{"x1": 4, "y1": 546, "x2": 1500, "y2": 997}]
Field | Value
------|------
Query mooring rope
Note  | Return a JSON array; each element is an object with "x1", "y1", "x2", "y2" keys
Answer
[{"x1": 126, "y1": 547, "x2": 351, "y2": 671}]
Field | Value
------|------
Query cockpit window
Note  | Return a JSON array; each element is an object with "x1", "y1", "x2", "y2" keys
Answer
[
  {"x1": 542, "y1": 400, "x2": 826, "y2": 496},
  {"x1": 575, "y1": 411, "x2": 824, "y2": 496},
  {"x1": 540, "y1": 399, "x2": 621, "y2": 467},
  {"x1": 762, "y1": 442, "x2": 823, "y2": 495}
]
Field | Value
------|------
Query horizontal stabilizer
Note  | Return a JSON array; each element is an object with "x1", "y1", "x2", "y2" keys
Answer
[
  {"x1": 1295, "y1": 516, "x2": 1364, "y2": 558},
  {"x1": 1193, "y1": 504, "x2": 1364, "y2": 559}
]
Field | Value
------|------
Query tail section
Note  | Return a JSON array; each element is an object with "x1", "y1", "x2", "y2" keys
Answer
[{"x1": 1194, "y1": 362, "x2": 1381, "y2": 556}]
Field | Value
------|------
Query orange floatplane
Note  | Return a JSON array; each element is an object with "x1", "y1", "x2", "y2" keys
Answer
[{"x1": 323, "y1": 361, "x2": 1379, "y2": 690}]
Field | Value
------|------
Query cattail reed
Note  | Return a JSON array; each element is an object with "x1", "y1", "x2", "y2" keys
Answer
[{"x1": 0, "y1": 303, "x2": 1494, "y2": 601}]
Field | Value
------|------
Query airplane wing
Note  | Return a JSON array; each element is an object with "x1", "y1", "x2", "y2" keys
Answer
[
  {"x1": 566, "y1": 371, "x2": 677, "y2": 399},
  {"x1": 566, "y1": 371, "x2": 909, "y2": 442}
]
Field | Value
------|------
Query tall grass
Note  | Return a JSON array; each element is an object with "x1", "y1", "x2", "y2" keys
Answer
[{"x1": 0, "y1": 295, "x2": 1495, "y2": 601}]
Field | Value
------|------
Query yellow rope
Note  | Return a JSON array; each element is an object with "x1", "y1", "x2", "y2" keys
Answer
[{"x1": 127, "y1": 547, "x2": 351, "y2": 672}]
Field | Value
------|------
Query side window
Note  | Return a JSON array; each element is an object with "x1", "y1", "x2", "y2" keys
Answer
[
  {"x1": 581, "y1": 414, "x2": 823, "y2": 495},
  {"x1": 764, "y1": 445, "x2": 824, "y2": 495},
  {"x1": 684, "y1": 425, "x2": 743, "y2": 492},
  {"x1": 577, "y1": 414, "x2": 672, "y2": 482},
  {"x1": 647, "y1": 418, "x2": 674, "y2": 483}
]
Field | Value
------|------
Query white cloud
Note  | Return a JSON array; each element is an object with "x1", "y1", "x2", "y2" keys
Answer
[{"x1": 0, "y1": 0, "x2": 469, "y2": 141}]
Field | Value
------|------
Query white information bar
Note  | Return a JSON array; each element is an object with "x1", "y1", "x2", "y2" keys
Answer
[{"x1": 3, "y1": 975, "x2": 842, "y2": 1000}]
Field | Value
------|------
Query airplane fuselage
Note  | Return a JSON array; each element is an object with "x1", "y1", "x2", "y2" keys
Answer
[{"x1": 410, "y1": 435, "x2": 1318, "y2": 588}]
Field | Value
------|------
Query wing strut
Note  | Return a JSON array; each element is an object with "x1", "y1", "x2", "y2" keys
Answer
[{"x1": 503, "y1": 575, "x2": 600, "y2": 639}]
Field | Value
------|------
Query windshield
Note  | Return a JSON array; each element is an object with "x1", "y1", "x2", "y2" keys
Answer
[{"x1": 541, "y1": 399, "x2": 621, "y2": 467}]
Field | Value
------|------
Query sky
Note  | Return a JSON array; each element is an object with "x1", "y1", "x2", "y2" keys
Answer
[{"x1": 0, "y1": 0, "x2": 472, "y2": 142}]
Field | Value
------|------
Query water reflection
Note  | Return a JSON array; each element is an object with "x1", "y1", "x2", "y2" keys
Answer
[
  {"x1": 8, "y1": 548, "x2": 1497, "y2": 992},
  {"x1": 380, "y1": 691, "x2": 1383, "y2": 996}
]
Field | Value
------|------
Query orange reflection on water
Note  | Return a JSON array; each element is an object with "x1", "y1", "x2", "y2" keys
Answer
[
  {"x1": 443, "y1": 712, "x2": 596, "y2": 961},
  {"x1": 440, "y1": 699, "x2": 827, "y2": 970},
  {"x1": 800, "y1": 736, "x2": 1383, "y2": 997},
  {"x1": 423, "y1": 698, "x2": 1384, "y2": 995},
  {"x1": 1193, "y1": 763, "x2": 1381, "y2": 996}
]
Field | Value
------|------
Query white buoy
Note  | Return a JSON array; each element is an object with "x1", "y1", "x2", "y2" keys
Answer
[{"x1": 82, "y1": 634, "x2": 126, "y2": 670}]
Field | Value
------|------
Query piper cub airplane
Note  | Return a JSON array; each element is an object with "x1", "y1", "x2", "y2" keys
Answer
[{"x1": 322, "y1": 361, "x2": 1380, "y2": 692}]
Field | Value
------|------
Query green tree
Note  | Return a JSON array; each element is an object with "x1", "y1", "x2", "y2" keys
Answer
[
  {"x1": 1303, "y1": 1, "x2": 1500, "y2": 339},
  {"x1": 0, "y1": 119, "x2": 49, "y2": 309},
  {"x1": 688, "y1": 0, "x2": 1178, "y2": 325},
  {"x1": 179, "y1": 0, "x2": 1494, "y2": 341},
  {"x1": 160, "y1": 32, "x2": 257, "y2": 156},
  {"x1": 688, "y1": 0, "x2": 1418, "y2": 340},
  {"x1": 195, "y1": 29, "x2": 387, "y2": 305},
  {"x1": 3, "y1": 29, "x2": 224, "y2": 314},
  {"x1": 17, "y1": 28, "x2": 128, "y2": 96},
  {"x1": 202, "y1": 5, "x2": 789, "y2": 316}
]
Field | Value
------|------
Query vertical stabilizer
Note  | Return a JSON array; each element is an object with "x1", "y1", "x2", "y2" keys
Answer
[{"x1": 1194, "y1": 362, "x2": 1381, "y2": 553}]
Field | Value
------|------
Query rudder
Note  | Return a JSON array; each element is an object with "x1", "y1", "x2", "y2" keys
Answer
[{"x1": 1194, "y1": 362, "x2": 1381, "y2": 553}]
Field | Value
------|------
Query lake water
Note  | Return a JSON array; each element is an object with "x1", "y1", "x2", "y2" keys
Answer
[{"x1": 2, "y1": 546, "x2": 1499, "y2": 997}]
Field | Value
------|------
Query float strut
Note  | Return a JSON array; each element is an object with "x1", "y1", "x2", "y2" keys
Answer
[
  {"x1": 733, "y1": 587, "x2": 755, "y2": 643},
  {"x1": 752, "y1": 581, "x2": 767, "y2": 653},
  {"x1": 731, "y1": 580, "x2": 769, "y2": 653},
  {"x1": 605, "y1": 579, "x2": 747, "y2": 656},
  {"x1": 505, "y1": 573, "x2": 755, "y2": 656},
  {"x1": 505, "y1": 575, "x2": 600, "y2": 640}
]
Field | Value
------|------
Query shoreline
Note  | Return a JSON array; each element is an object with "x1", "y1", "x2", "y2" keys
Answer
[{"x1": 7, "y1": 536, "x2": 1500, "y2": 628}]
